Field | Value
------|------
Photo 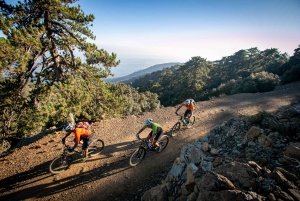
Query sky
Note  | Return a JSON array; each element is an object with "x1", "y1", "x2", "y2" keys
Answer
[{"x1": 5, "y1": 0, "x2": 300, "y2": 77}]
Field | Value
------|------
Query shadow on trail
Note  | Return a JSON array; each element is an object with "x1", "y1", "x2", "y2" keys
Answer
[{"x1": 0, "y1": 140, "x2": 139, "y2": 201}]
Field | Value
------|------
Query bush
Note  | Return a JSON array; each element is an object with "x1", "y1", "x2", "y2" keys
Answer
[
  {"x1": 281, "y1": 63, "x2": 300, "y2": 84},
  {"x1": 242, "y1": 80, "x2": 258, "y2": 93},
  {"x1": 248, "y1": 111, "x2": 272, "y2": 124},
  {"x1": 248, "y1": 71, "x2": 280, "y2": 92}
]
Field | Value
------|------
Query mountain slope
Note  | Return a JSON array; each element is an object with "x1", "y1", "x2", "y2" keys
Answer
[
  {"x1": 104, "y1": 62, "x2": 181, "y2": 83},
  {"x1": 0, "y1": 81, "x2": 300, "y2": 201}
]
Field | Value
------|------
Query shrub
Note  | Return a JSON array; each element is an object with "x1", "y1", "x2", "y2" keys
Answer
[{"x1": 248, "y1": 111, "x2": 272, "y2": 124}]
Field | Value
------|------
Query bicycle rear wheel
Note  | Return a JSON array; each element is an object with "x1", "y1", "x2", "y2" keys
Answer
[
  {"x1": 157, "y1": 135, "x2": 169, "y2": 152},
  {"x1": 49, "y1": 155, "x2": 73, "y2": 174},
  {"x1": 171, "y1": 122, "x2": 181, "y2": 136},
  {"x1": 89, "y1": 139, "x2": 104, "y2": 157},
  {"x1": 129, "y1": 147, "x2": 146, "y2": 166}
]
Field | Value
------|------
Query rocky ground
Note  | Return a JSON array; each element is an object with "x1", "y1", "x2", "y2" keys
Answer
[
  {"x1": 0, "y1": 81, "x2": 300, "y2": 201},
  {"x1": 142, "y1": 99, "x2": 300, "y2": 201}
]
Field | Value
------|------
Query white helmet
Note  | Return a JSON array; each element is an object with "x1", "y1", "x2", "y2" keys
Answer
[
  {"x1": 184, "y1": 99, "x2": 191, "y2": 105},
  {"x1": 62, "y1": 123, "x2": 75, "y2": 131},
  {"x1": 145, "y1": 118, "x2": 153, "y2": 126}
]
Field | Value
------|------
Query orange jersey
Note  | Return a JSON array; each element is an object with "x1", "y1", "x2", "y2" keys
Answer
[
  {"x1": 74, "y1": 128, "x2": 91, "y2": 142},
  {"x1": 181, "y1": 102, "x2": 195, "y2": 110}
]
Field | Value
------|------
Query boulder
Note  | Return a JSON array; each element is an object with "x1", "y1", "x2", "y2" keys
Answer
[
  {"x1": 186, "y1": 163, "x2": 198, "y2": 185},
  {"x1": 197, "y1": 190, "x2": 266, "y2": 201},
  {"x1": 272, "y1": 170, "x2": 297, "y2": 190},
  {"x1": 245, "y1": 126, "x2": 261, "y2": 139},
  {"x1": 141, "y1": 184, "x2": 168, "y2": 201},
  {"x1": 196, "y1": 171, "x2": 235, "y2": 191},
  {"x1": 201, "y1": 142, "x2": 209, "y2": 152},
  {"x1": 274, "y1": 167, "x2": 299, "y2": 182},
  {"x1": 257, "y1": 135, "x2": 272, "y2": 147},
  {"x1": 214, "y1": 162, "x2": 258, "y2": 189},
  {"x1": 286, "y1": 189, "x2": 300, "y2": 201},
  {"x1": 213, "y1": 157, "x2": 223, "y2": 167},
  {"x1": 283, "y1": 142, "x2": 300, "y2": 161}
]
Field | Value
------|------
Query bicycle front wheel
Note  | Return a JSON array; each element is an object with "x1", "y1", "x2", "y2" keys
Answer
[
  {"x1": 188, "y1": 116, "x2": 196, "y2": 127},
  {"x1": 49, "y1": 155, "x2": 73, "y2": 174},
  {"x1": 157, "y1": 135, "x2": 169, "y2": 152},
  {"x1": 171, "y1": 122, "x2": 181, "y2": 136},
  {"x1": 89, "y1": 139, "x2": 104, "y2": 157},
  {"x1": 129, "y1": 147, "x2": 146, "y2": 166}
]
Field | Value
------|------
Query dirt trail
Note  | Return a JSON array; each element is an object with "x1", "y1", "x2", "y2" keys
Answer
[{"x1": 0, "y1": 82, "x2": 300, "y2": 201}]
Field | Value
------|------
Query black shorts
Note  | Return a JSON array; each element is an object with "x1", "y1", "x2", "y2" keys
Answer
[
  {"x1": 184, "y1": 110, "x2": 192, "y2": 118},
  {"x1": 80, "y1": 133, "x2": 94, "y2": 150},
  {"x1": 148, "y1": 127, "x2": 163, "y2": 140}
]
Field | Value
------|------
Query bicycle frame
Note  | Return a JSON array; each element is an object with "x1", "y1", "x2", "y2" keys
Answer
[
  {"x1": 139, "y1": 139, "x2": 156, "y2": 151},
  {"x1": 171, "y1": 114, "x2": 195, "y2": 137},
  {"x1": 176, "y1": 115, "x2": 188, "y2": 126}
]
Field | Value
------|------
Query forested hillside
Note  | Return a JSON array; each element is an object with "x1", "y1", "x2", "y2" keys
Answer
[
  {"x1": 129, "y1": 46, "x2": 300, "y2": 106},
  {"x1": 104, "y1": 62, "x2": 181, "y2": 83},
  {"x1": 0, "y1": 1, "x2": 160, "y2": 139},
  {"x1": 0, "y1": 0, "x2": 299, "y2": 147}
]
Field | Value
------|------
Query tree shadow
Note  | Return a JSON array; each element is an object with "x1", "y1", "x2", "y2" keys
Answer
[{"x1": 0, "y1": 139, "x2": 141, "y2": 201}]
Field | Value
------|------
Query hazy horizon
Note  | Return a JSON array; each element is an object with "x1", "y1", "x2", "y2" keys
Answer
[{"x1": 4, "y1": 0, "x2": 300, "y2": 78}]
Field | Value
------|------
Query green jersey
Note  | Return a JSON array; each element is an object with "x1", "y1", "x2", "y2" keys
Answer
[{"x1": 144, "y1": 122, "x2": 161, "y2": 135}]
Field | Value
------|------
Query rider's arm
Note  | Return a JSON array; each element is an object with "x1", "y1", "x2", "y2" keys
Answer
[
  {"x1": 137, "y1": 126, "x2": 146, "y2": 135},
  {"x1": 175, "y1": 105, "x2": 183, "y2": 114},
  {"x1": 136, "y1": 126, "x2": 146, "y2": 139},
  {"x1": 62, "y1": 130, "x2": 72, "y2": 144}
]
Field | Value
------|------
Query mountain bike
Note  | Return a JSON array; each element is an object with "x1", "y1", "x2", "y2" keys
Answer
[
  {"x1": 49, "y1": 113, "x2": 104, "y2": 174},
  {"x1": 129, "y1": 134, "x2": 169, "y2": 166},
  {"x1": 49, "y1": 138, "x2": 104, "y2": 174},
  {"x1": 171, "y1": 114, "x2": 195, "y2": 137}
]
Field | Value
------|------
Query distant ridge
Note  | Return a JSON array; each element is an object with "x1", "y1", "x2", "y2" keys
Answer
[{"x1": 104, "y1": 62, "x2": 181, "y2": 83}]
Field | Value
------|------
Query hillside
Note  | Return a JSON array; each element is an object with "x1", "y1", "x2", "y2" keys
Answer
[
  {"x1": 104, "y1": 62, "x2": 181, "y2": 83},
  {"x1": 0, "y1": 81, "x2": 300, "y2": 201}
]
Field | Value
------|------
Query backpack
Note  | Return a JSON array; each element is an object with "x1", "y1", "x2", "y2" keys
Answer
[{"x1": 75, "y1": 122, "x2": 91, "y2": 130}]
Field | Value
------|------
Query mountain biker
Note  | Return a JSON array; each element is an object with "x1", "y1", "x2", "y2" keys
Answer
[
  {"x1": 61, "y1": 122, "x2": 93, "y2": 162},
  {"x1": 135, "y1": 118, "x2": 163, "y2": 152},
  {"x1": 175, "y1": 99, "x2": 195, "y2": 125}
]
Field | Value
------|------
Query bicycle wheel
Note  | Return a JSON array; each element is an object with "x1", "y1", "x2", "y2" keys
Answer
[
  {"x1": 171, "y1": 122, "x2": 181, "y2": 136},
  {"x1": 49, "y1": 155, "x2": 73, "y2": 174},
  {"x1": 157, "y1": 135, "x2": 169, "y2": 152},
  {"x1": 129, "y1": 147, "x2": 146, "y2": 166},
  {"x1": 187, "y1": 116, "x2": 196, "y2": 128},
  {"x1": 89, "y1": 139, "x2": 104, "y2": 157}
]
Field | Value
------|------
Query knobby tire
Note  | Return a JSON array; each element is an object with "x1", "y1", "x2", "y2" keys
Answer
[
  {"x1": 157, "y1": 135, "x2": 169, "y2": 152},
  {"x1": 49, "y1": 155, "x2": 73, "y2": 174},
  {"x1": 171, "y1": 122, "x2": 181, "y2": 136},
  {"x1": 188, "y1": 116, "x2": 196, "y2": 127},
  {"x1": 129, "y1": 147, "x2": 146, "y2": 166},
  {"x1": 89, "y1": 139, "x2": 104, "y2": 157}
]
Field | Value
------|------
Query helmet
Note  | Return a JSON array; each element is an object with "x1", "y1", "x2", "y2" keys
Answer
[
  {"x1": 184, "y1": 99, "x2": 191, "y2": 105},
  {"x1": 145, "y1": 118, "x2": 153, "y2": 126},
  {"x1": 62, "y1": 123, "x2": 75, "y2": 131}
]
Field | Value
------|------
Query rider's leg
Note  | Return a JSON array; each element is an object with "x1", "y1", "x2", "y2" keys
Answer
[
  {"x1": 147, "y1": 132, "x2": 154, "y2": 148},
  {"x1": 82, "y1": 137, "x2": 88, "y2": 157},
  {"x1": 83, "y1": 133, "x2": 94, "y2": 157},
  {"x1": 146, "y1": 131, "x2": 152, "y2": 142},
  {"x1": 153, "y1": 128, "x2": 163, "y2": 147},
  {"x1": 184, "y1": 110, "x2": 192, "y2": 123}
]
